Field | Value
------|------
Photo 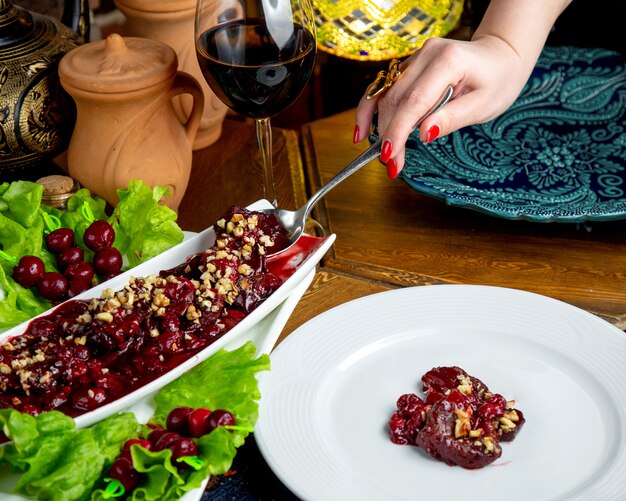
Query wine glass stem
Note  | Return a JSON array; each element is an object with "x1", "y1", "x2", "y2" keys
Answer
[{"x1": 256, "y1": 117, "x2": 277, "y2": 207}]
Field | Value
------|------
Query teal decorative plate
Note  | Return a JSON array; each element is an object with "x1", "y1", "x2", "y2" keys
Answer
[{"x1": 389, "y1": 46, "x2": 626, "y2": 222}]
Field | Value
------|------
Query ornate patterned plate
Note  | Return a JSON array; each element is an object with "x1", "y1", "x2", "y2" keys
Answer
[{"x1": 388, "y1": 46, "x2": 626, "y2": 222}]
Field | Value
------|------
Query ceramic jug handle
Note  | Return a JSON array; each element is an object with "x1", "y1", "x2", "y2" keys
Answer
[{"x1": 170, "y1": 71, "x2": 205, "y2": 144}]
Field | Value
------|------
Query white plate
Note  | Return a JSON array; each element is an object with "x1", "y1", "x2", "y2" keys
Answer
[{"x1": 255, "y1": 284, "x2": 626, "y2": 501}]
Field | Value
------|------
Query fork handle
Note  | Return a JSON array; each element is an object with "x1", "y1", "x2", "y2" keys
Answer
[
  {"x1": 302, "y1": 137, "x2": 382, "y2": 220},
  {"x1": 301, "y1": 85, "x2": 454, "y2": 222}
]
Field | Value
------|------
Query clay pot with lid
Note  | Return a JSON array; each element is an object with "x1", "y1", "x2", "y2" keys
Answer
[
  {"x1": 58, "y1": 34, "x2": 204, "y2": 210},
  {"x1": 114, "y1": 0, "x2": 228, "y2": 150}
]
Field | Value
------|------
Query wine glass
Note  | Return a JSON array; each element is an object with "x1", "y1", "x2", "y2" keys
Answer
[{"x1": 195, "y1": 0, "x2": 317, "y2": 207}]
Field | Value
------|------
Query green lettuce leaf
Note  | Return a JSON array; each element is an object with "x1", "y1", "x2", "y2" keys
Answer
[
  {"x1": 0, "y1": 410, "x2": 140, "y2": 501},
  {"x1": 109, "y1": 180, "x2": 184, "y2": 269},
  {"x1": 0, "y1": 266, "x2": 48, "y2": 329},
  {"x1": 0, "y1": 182, "x2": 57, "y2": 329},
  {"x1": 0, "y1": 181, "x2": 43, "y2": 228}
]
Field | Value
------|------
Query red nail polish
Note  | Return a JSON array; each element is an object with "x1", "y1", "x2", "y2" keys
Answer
[
  {"x1": 426, "y1": 125, "x2": 440, "y2": 144},
  {"x1": 380, "y1": 140, "x2": 393, "y2": 162},
  {"x1": 353, "y1": 124, "x2": 360, "y2": 144},
  {"x1": 386, "y1": 158, "x2": 399, "y2": 179}
]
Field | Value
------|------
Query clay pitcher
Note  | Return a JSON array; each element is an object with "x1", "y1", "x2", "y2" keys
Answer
[
  {"x1": 114, "y1": 0, "x2": 228, "y2": 150},
  {"x1": 0, "y1": 0, "x2": 89, "y2": 173},
  {"x1": 58, "y1": 34, "x2": 204, "y2": 210}
]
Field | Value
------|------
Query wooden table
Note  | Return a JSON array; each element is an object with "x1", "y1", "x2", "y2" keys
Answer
[
  {"x1": 300, "y1": 109, "x2": 626, "y2": 329},
  {"x1": 178, "y1": 111, "x2": 626, "y2": 499}
]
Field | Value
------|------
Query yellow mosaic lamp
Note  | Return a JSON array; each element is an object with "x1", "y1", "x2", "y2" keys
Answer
[{"x1": 314, "y1": 0, "x2": 464, "y2": 61}]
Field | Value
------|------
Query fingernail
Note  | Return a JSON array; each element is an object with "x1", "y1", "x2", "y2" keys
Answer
[
  {"x1": 380, "y1": 140, "x2": 393, "y2": 162},
  {"x1": 352, "y1": 124, "x2": 360, "y2": 144},
  {"x1": 386, "y1": 158, "x2": 399, "y2": 179},
  {"x1": 426, "y1": 125, "x2": 440, "y2": 144}
]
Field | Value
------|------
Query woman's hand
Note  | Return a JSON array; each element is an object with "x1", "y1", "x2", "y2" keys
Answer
[
  {"x1": 354, "y1": 35, "x2": 532, "y2": 178},
  {"x1": 353, "y1": 0, "x2": 572, "y2": 178}
]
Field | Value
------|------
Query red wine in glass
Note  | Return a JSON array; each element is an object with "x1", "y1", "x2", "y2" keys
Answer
[
  {"x1": 195, "y1": 0, "x2": 316, "y2": 207},
  {"x1": 197, "y1": 19, "x2": 315, "y2": 118}
]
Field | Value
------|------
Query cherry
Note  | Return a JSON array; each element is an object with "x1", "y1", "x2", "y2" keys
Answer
[
  {"x1": 102, "y1": 269, "x2": 122, "y2": 282},
  {"x1": 170, "y1": 436, "x2": 198, "y2": 464},
  {"x1": 20, "y1": 404, "x2": 41, "y2": 416},
  {"x1": 147, "y1": 428, "x2": 169, "y2": 446},
  {"x1": 396, "y1": 393, "x2": 425, "y2": 419},
  {"x1": 94, "y1": 373, "x2": 125, "y2": 397},
  {"x1": 187, "y1": 407, "x2": 212, "y2": 437},
  {"x1": 123, "y1": 438, "x2": 152, "y2": 453},
  {"x1": 64, "y1": 260, "x2": 94, "y2": 284},
  {"x1": 93, "y1": 247, "x2": 123, "y2": 276},
  {"x1": 477, "y1": 393, "x2": 507, "y2": 420},
  {"x1": 12, "y1": 255, "x2": 45, "y2": 288},
  {"x1": 67, "y1": 279, "x2": 90, "y2": 299},
  {"x1": 28, "y1": 317, "x2": 62, "y2": 338},
  {"x1": 45, "y1": 228, "x2": 75, "y2": 253},
  {"x1": 70, "y1": 386, "x2": 107, "y2": 411},
  {"x1": 120, "y1": 438, "x2": 152, "y2": 460},
  {"x1": 83, "y1": 219, "x2": 115, "y2": 251},
  {"x1": 153, "y1": 431, "x2": 182, "y2": 452},
  {"x1": 108, "y1": 457, "x2": 140, "y2": 492},
  {"x1": 36, "y1": 272, "x2": 68, "y2": 301},
  {"x1": 166, "y1": 406, "x2": 194, "y2": 435},
  {"x1": 206, "y1": 409, "x2": 236, "y2": 433},
  {"x1": 56, "y1": 246, "x2": 84, "y2": 272}
]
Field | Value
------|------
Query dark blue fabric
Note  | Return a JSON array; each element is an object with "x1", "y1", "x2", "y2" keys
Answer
[{"x1": 201, "y1": 436, "x2": 300, "y2": 500}]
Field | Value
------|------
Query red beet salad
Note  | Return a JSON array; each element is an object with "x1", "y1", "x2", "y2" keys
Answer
[{"x1": 0, "y1": 206, "x2": 289, "y2": 417}]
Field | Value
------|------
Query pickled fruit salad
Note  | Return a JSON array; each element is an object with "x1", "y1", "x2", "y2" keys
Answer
[
  {"x1": 0, "y1": 205, "x2": 288, "y2": 417},
  {"x1": 0, "y1": 341, "x2": 269, "y2": 501},
  {"x1": 388, "y1": 366, "x2": 525, "y2": 469},
  {"x1": 0, "y1": 180, "x2": 184, "y2": 331}
]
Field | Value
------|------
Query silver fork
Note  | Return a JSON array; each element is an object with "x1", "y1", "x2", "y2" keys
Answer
[{"x1": 264, "y1": 85, "x2": 454, "y2": 255}]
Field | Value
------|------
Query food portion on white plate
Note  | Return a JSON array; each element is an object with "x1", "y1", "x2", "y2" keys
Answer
[{"x1": 256, "y1": 285, "x2": 626, "y2": 501}]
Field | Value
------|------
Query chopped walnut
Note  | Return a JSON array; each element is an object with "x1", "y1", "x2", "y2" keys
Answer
[
  {"x1": 186, "y1": 304, "x2": 201, "y2": 321},
  {"x1": 95, "y1": 312, "x2": 114, "y2": 323},
  {"x1": 498, "y1": 416, "x2": 517, "y2": 433},
  {"x1": 259, "y1": 234, "x2": 274, "y2": 247},
  {"x1": 456, "y1": 374, "x2": 473, "y2": 395},
  {"x1": 483, "y1": 436, "x2": 496, "y2": 452},
  {"x1": 454, "y1": 407, "x2": 472, "y2": 438},
  {"x1": 153, "y1": 291, "x2": 170, "y2": 308},
  {"x1": 237, "y1": 264, "x2": 253, "y2": 276},
  {"x1": 504, "y1": 409, "x2": 519, "y2": 422}
]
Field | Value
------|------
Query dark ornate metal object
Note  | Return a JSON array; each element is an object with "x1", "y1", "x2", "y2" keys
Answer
[{"x1": 0, "y1": 0, "x2": 89, "y2": 173}]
